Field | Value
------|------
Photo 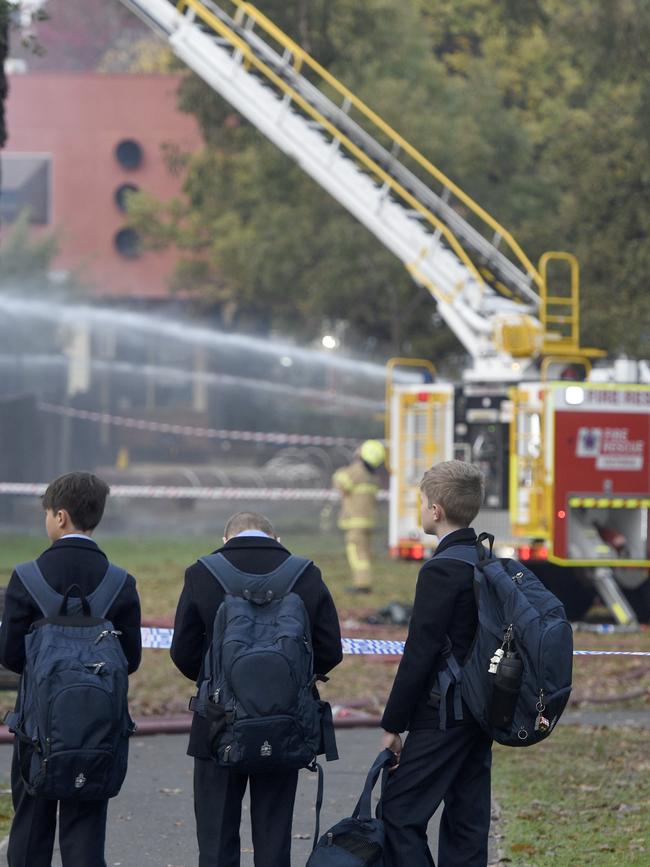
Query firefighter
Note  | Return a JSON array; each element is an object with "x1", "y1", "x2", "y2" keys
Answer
[{"x1": 332, "y1": 439, "x2": 386, "y2": 593}]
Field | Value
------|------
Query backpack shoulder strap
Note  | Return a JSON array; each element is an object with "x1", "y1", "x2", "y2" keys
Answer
[
  {"x1": 434, "y1": 544, "x2": 479, "y2": 565},
  {"x1": 435, "y1": 531, "x2": 494, "y2": 566},
  {"x1": 266, "y1": 555, "x2": 313, "y2": 597},
  {"x1": 14, "y1": 560, "x2": 62, "y2": 617},
  {"x1": 431, "y1": 539, "x2": 487, "y2": 731},
  {"x1": 87, "y1": 564, "x2": 129, "y2": 618},
  {"x1": 199, "y1": 553, "x2": 313, "y2": 602}
]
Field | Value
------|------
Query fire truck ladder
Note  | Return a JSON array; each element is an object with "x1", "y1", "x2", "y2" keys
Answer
[{"x1": 119, "y1": 0, "x2": 579, "y2": 377}]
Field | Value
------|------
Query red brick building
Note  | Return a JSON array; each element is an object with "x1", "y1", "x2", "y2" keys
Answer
[{"x1": 1, "y1": 73, "x2": 202, "y2": 298}]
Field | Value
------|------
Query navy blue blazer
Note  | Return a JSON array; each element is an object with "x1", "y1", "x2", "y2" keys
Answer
[
  {"x1": 171, "y1": 535, "x2": 343, "y2": 758},
  {"x1": 381, "y1": 528, "x2": 479, "y2": 733},
  {"x1": 0, "y1": 536, "x2": 142, "y2": 675}
]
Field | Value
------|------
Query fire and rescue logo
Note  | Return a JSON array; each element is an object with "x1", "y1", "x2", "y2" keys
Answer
[
  {"x1": 577, "y1": 428, "x2": 601, "y2": 457},
  {"x1": 576, "y1": 427, "x2": 644, "y2": 470}
]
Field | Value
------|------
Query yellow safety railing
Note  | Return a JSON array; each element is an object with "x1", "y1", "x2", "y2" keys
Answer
[
  {"x1": 230, "y1": 1, "x2": 544, "y2": 285},
  {"x1": 539, "y1": 252, "x2": 581, "y2": 353},
  {"x1": 509, "y1": 388, "x2": 550, "y2": 539},
  {"x1": 384, "y1": 357, "x2": 437, "y2": 468},
  {"x1": 538, "y1": 253, "x2": 605, "y2": 358},
  {"x1": 397, "y1": 391, "x2": 449, "y2": 528},
  {"x1": 177, "y1": 0, "x2": 544, "y2": 307}
]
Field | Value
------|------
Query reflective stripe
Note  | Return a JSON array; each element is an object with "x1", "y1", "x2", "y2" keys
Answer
[
  {"x1": 569, "y1": 496, "x2": 650, "y2": 509},
  {"x1": 340, "y1": 518, "x2": 376, "y2": 529},
  {"x1": 350, "y1": 483, "x2": 378, "y2": 494},
  {"x1": 346, "y1": 542, "x2": 370, "y2": 571}
]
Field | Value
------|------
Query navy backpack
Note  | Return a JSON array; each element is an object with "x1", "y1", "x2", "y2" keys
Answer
[
  {"x1": 190, "y1": 553, "x2": 337, "y2": 772},
  {"x1": 434, "y1": 533, "x2": 573, "y2": 746},
  {"x1": 5, "y1": 560, "x2": 135, "y2": 800},
  {"x1": 307, "y1": 749, "x2": 396, "y2": 866}
]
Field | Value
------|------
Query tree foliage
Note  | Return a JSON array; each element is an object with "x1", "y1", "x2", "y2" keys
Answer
[
  {"x1": 0, "y1": 211, "x2": 84, "y2": 295},
  {"x1": 129, "y1": 0, "x2": 650, "y2": 360}
]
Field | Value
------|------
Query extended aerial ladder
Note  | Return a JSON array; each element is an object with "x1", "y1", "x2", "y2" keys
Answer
[{"x1": 118, "y1": 0, "x2": 589, "y2": 382}]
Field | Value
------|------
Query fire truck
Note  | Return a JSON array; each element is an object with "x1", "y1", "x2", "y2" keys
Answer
[
  {"x1": 388, "y1": 365, "x2": 650, "y2": 624},
  {"x1": 119, "y1": 0, "x2": 650, "y2": 622}
]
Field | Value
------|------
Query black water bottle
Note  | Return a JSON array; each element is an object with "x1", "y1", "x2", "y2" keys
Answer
[{"x1": 489, "y1": 652, "x2": 523, "y2": 728}]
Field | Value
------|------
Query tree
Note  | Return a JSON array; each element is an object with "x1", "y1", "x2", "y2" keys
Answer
[
  {"x1": 0, "y1": 210, "x2": 84, "y2": 294},
  {"x1": 8, "y1": 0, "x2": 147, "y2": 71}
]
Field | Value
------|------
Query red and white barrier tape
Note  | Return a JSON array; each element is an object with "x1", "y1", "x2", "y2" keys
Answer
[
  {"x1": 0, "y1": 482, "x2": 389, "y2": 502},
  {"x1": 37, "y1": 402, "x2": 360, "y2": 447}
]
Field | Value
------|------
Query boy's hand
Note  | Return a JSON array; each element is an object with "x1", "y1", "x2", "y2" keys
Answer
[{"x1": 381, "y1": 731, "x2": 402, "y2": 770}]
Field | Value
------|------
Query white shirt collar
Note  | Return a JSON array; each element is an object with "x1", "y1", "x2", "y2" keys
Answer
[{"x1": 234, "y1": 530, "x2": 273, "y2": 539}]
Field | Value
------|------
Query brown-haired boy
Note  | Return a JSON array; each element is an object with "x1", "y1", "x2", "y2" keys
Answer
[
  {"x1": 0, "y1": 472, "x2": 142, "y2": 867},
  {"x1": 380, "y1": 460, "x2": 491, "y2": 867}
]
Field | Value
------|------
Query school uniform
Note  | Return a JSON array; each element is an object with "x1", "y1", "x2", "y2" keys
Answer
[
  {"x1": 0, "y1": 536, "x2": 142, "y2": 867},
  {"x1": 171, "y1": 533, "x2": 343, "y2": 867},
  {"x1": 381, "y1": 528, "x2": 492, "y2": 867}
]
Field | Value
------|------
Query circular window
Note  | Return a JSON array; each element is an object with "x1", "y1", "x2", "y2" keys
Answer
[
  {"x1": 115, "y1": 139, "x2": 143, "y2": 170},
  {"x1": 114, "y1": 228, "x2": 141, "y2": 259},
  {"x1": 114, "y1": 183, "x2": 140, "y2": 212}
]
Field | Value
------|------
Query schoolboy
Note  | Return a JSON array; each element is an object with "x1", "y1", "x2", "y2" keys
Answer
[
  {"x1": 171, "y1": 511, "x2": 342, "y2": 867},
  {"x1": 380, "y1": 460, "x2": 491, "y2": 867},
  {"x1": 0, "y1": 472, "x2": 142, "y2": 867}
]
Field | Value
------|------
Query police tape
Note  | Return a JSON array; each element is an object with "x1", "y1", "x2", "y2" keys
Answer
[
  {"x1": 0, "y1": 481, "x2": 389, "y2": 502},
  {"x1": 37, "y1": 402, "x2": 361, "y2": 447},
  {"x1": 140, "y1": 629, "x2": 650, "y2": 656}
]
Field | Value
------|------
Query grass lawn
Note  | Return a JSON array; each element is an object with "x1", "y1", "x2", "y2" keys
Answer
[
  {"x1": 0, "y1": 783, "x2": 10, "y2": 839},
  {"x1": 492, "y1": 726, "x2": 650, "y2": 866}
]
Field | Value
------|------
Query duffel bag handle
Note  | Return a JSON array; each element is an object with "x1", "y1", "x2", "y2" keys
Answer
[
  {"x1": 353, "y1": 749, "x2": 398, "y2": 821},
  {"x1": 59, "y1": 584, "x2": 91, "y2": 617}
]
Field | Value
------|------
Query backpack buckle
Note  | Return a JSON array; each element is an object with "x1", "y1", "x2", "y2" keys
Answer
[{"x1": 243, "y1": 588, "x2": 275, "y2": 605}]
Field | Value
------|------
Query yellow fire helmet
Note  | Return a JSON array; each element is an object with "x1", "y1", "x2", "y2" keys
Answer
[{"x1": 360, "y1": 439, "x2": 386, "y2": 469}]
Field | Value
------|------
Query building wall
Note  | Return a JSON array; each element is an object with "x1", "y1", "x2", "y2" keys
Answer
[{"x1": 2, "y1": 73, "x2": 203, "y2": 298}]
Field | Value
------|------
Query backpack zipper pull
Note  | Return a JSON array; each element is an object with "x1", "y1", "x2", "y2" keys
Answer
[
  {"x1": 86, "y1": 662, "x2": 106, "y2": 675},
  {"x1": 327, "y1": 832, "x2": 334, "y2": 846},
  {"x1": 223, "y1": 745, "x2": 232, "y2": 763},
  {"x1": 94, "y1": 629, "x2": 122, "y2": 644},
  {"x1": 488, "y1": 647, "x2": 504, "y2": 674},
  {"x1": 534, "y1": 690, "x2": 550, "y2": 732}
]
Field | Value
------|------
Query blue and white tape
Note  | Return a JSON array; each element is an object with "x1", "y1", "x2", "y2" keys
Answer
[{"x1": 141, "y1": 628, "x2": 650, "y2": 656}]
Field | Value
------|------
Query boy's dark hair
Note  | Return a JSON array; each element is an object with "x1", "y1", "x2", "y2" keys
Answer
[
  {"x1": 420, "y1": 460, "x2": 485, "y2": 527},
  {"x1": 42, "y1": 472, "x2": 110, "y2": 531},
  {"x1": 224, "y1": 511, "x2": 276, "y2": 539}
]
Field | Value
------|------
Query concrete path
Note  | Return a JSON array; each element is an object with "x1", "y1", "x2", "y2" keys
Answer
[{"x1": 0, "y1": 727, "x2": 501, "y2": 866}]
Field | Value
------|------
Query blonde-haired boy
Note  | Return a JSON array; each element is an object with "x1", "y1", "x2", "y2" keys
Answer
[{"x1": 380, "y1": 460, "x2": 491, "y2": 867}]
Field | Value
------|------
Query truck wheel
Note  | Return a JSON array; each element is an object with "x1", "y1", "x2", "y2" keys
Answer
[
  {"x1": 623, "y1": 578, "x2": 650, "y2": 624},
  {"x1": 527, "y1": 562, "x2": 596, "y2": 621}
]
